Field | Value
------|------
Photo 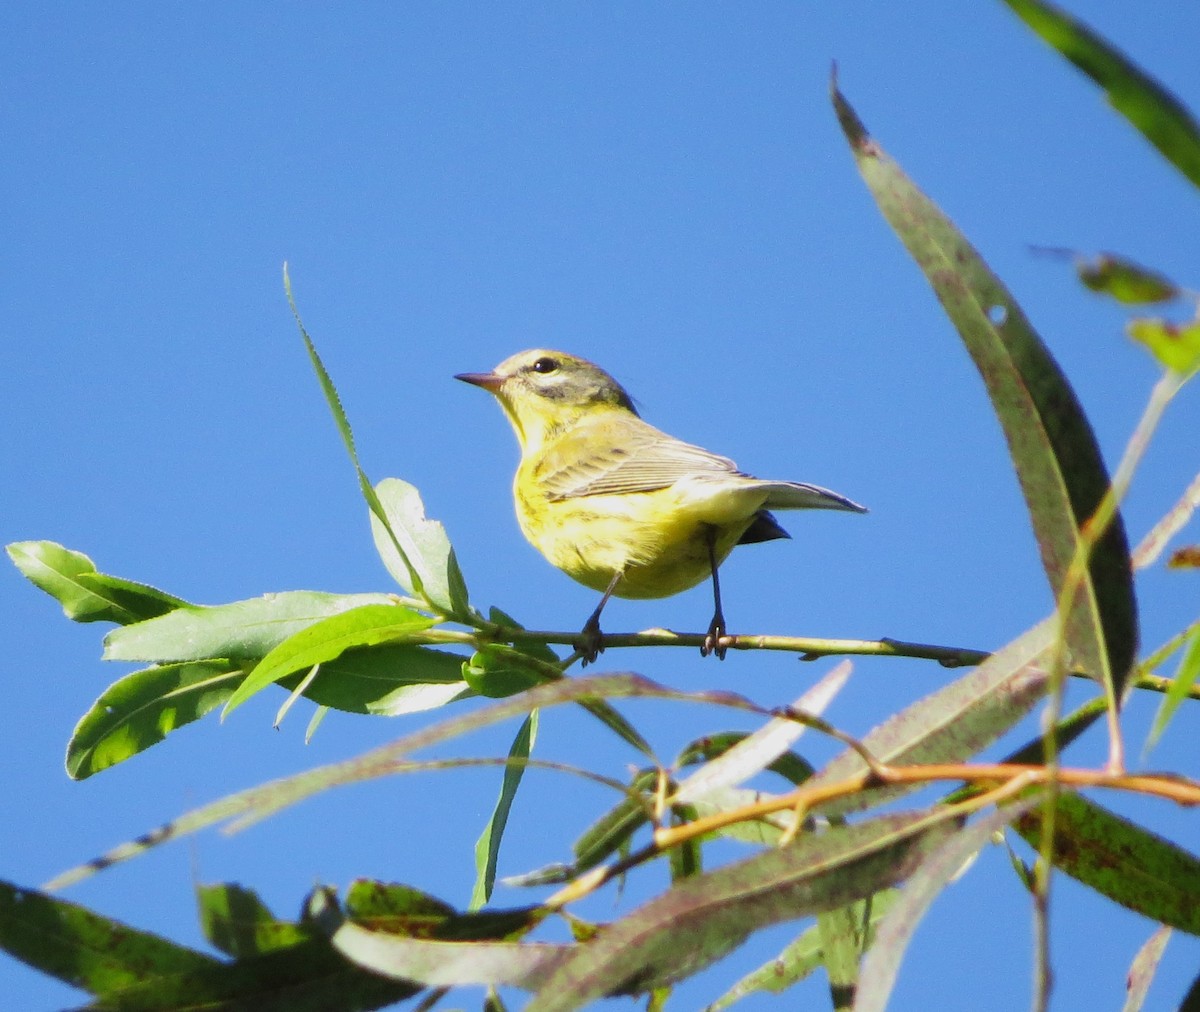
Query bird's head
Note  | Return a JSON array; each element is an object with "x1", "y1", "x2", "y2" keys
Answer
[{"x1": 456, "y1": 349, "x2": 637, "y2": 451}]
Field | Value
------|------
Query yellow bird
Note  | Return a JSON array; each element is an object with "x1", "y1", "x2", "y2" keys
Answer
[{"x1": 456, "y1": 350, "x2": 865, "y2": 662}]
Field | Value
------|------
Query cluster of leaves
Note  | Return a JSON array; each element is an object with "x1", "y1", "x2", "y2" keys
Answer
[{"x1": 4, "y1": 1, "x2": 1200, "y2": 1009}]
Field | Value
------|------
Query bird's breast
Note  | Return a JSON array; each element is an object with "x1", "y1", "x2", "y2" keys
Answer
[{"x1": 512, "y1": 472, "x2": 769, "y2": 599}]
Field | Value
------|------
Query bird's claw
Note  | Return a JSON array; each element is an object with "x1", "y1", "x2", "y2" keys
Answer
[
  {"x1": 576, "y1": 617, "x2": 605, "y2": 666},
  {"x1": 702, "y1": 614, "x2": 729, "y2": 660}
]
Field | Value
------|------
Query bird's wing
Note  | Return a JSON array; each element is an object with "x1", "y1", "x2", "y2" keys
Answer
[{"x1": 536, "y1": 418, "x2": 742, "y2": 501}]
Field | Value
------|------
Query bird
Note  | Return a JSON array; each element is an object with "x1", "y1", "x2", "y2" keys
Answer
[{"x1": 455, "y1": 349, "x2": 866, "y2": 663}]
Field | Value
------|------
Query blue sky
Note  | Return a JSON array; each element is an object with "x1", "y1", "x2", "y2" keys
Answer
[{"x1": 3, "y1": 3, "x2": 1199, "y2": 1008}]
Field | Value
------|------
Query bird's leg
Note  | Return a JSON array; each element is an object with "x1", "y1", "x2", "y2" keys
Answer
[
  {"x1": 701, "y1": 526, "x2": 728, "y2": 659},
  {"x1": 578, "y1": 571, "x2": 622, "y2": 666}
]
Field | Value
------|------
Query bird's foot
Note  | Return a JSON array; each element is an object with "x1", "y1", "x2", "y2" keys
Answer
[
  {"x1": 701, "y1": 611, "x2": 729, "y2": 660},
  {"x1": 576, "y1": 615, "x2": 605, "y2": 667}
]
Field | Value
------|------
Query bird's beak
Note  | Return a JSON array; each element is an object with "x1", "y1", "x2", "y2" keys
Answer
[{"x1": 454, "y1": 370, "x2": 503, "y2": 392}]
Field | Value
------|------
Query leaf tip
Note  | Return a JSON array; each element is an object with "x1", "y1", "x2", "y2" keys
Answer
[{"x1": 829, "y1": 73, "x2": 876, "y2": 156}]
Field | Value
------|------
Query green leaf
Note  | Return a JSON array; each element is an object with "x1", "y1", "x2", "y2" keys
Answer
[
  {"x1": 67, "y1": 661, "x2": 242, "y2": 779},
  {"x1": 287, "y1": 644, "x2": 471, "y2": 716},
  {"x1": 343, "y1": 879, "x2": 457, "y2": 926},
  {"x1": 471, "y1": 711, "x2": 538, "y2": 910},
  {"x1": 1014, "y1": 793, "x2": 1200, "y2": 934},
  {"x1": 103, "y1": 590, "x2": 393, "y2": 663},
  {"x1": 667, "y1": 802, "x2": 703, "y2": 884},
  {"x1": 526, "y1": 809, "x2": 961, "y2": 1010},
  {"x1": 805, "y1": 620, "x2": 1052, "y2": 817},
  {"x1": 1128, "y1": 318, "x2": 1200, "y2": 376},
  {"x1": 996, "y1": 695, "x2": 1107, "y2": 768},
  {"x1": 7, "y1": 540, "x2": 188, "y2": 624},
  {"x1": 223, "y1": 603, "x2": 437, "y2": 716},
  {"x1": 464, "y1": 644, "x2": 545, "y2": 698},
  {"x1": 0, "y1": 871, "x2": 415, "y2": 1009},
  {"x1": 0, "y1": 877, "x2": 219, "y2": 994},
  {"x1": 371, "y1": 478, "x2": 470, "y2": 618},
  {"x1": 197, "y1": 883, "x2": 310, "y2": 958},
  {"x1": 71, "y1": 647, "x2": 473, "y2": 779},
  {"x1": 1002, "y1": 0, "x2": 1200, "y2": 189},
  {"x1": 707, "y1": 892, "x2": 900, "y2": 1010},
  {"x1": 833, "y1": 81, "x2": 1138, "y2": 703},
  {"x1": 816, "y1": 902, "x2": 862, "y2": 1011}
]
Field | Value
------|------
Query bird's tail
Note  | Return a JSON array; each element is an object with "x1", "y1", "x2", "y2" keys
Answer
[{"x1": 759, "y1": 480, "x2": 867, "y2": 513}]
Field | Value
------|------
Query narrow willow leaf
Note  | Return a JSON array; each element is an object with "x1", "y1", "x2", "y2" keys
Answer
[
  {"x1": 309, "y1": 887, "x2": 562, "y2": 989},
  {"x1": 7, "y1": 540, "x2": 188, "y2": 624},
  {"x1": 667, "y1": 807, "x2": 703, "y2": 884},
  {"x1": 997, "y1": 696, "x2": 1107, "y2": 768},
  {"x1": 1145, "y1": 625, "x2": 1200, "y2": 752},
  {"x1": 223, "y1": 603, "x2": 437, "y2": 717},
  {"x1": 285, "y1": 267, "x2": 447, "y2": 619},
  {"x1": 471, "y1": 711, "x2": 539, "y2": 910},
  {"x1": 196, "y1": 883, "x2": 309, "y2": 958},
  {"x1": 816, "y1": 903, "x2": 863, "y2": 1011},
  {"x1": 1014, "y1": 793, "x2": 1200, "y2": 933},
  {"x1": 707, "y1": 892, "x2": 900, "y2": 1010},
  {"x1": 526, "y1": 809, "x2": 961, "y2": 1011},
  {"x1": 46, "y1": 674, "x2": 688, "y2": 890},
  {"x1": 567, "y1": 770, "x2": 659, "y2": 877},
  {"x1": 804, "y1": 620, "x2": 1053, "y2": 817},
  {"x1": 677, "y1": 734, "x2": 814, "y2": 788},
  {"x1": 103, "y1": 591, "x2": 393, "y2": 663},
  {"x1": 371, "y1": 478, "x2": 470, "y2": 618},
  {"x1": 1127, "y1": 318, "x2": 1200, "y2": 376},
  {"x1": 1002, "y1": 0, "x2": 1200, "y2": 188},
  {"x1": 833, "y1": 81, "x2": 1138, "y2": 703},
  {"x1": 855, "y1": 798, "x2": 1040, "y2": 1012},
  {"x1": 1123, "y1": 925, "x2": 1171, "y2": 1012},
  {"x1": 67, "y1": 661, "x2": 242, "y2": 779},
  {"x1": 273, "y1": 664, "x2": 321, "y2": 729},
  {"x1": 0, "y1": 877, "x2": 219, "y2": 994},
  {"x1": 305, "y1": 705, "x2": 329, "y2": 743}
]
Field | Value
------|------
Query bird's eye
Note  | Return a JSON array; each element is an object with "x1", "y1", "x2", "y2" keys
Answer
[{"x1": 531, "y1": 356, "x2": 559, "y2": 374}]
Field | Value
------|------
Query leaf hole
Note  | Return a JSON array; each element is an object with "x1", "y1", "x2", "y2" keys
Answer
[{"x1": 988, "y1": 304, "x2": 1008, "y2": 325}]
